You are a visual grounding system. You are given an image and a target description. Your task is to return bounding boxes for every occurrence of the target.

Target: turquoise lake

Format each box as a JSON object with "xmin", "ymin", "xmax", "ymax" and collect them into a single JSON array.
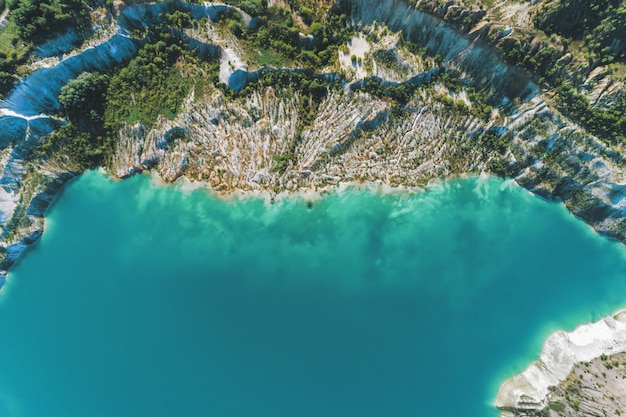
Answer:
[{"xmin": 2, "ymin": 171, "xmax": 626, "ymax": 417}]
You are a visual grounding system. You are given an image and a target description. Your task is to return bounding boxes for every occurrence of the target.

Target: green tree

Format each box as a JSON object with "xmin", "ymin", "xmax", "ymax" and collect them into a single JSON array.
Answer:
[
  {"xmin": 59, "ymin": 71, "xmax": 108, "ymax": 128},
  {"xmin": 11, "ymin": 0, "xmax": 85, "ymax": 42}
]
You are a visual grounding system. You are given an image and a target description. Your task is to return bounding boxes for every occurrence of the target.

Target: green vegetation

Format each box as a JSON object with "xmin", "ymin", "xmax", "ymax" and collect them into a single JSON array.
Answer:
[
  {"xmin": 0, "ymin": 0, "xmax": 93, "ymax": 96},
  {"xmin": 162, "ymin": 9, "xmax": 193, "ymax": 29},
  {"xmin": 486, "ymin": 0, "xmax": 626, "ymax": 146},
  {"xmin": 284, "ymin": 0, "xmax": 318, "ymax": 26},
  {"xmin": 535, "ymin": 0, "xmax": 625, "ymax": 62},
  {"xmin": 480, "ymin": 129, "xmax": 511, "ymax": 155},
  {"xmin": 255, "ymin": 45, "xmax": 292, "ymax": 67},
  {"xmin": 351, "ymin": 78, "xmax": 423, "ymax": 105},
  {"xmin": 439, "ymin": 70, "xmax": 493, "ymax": 120},
  {"xmin": 59, "ymin": 71, "xmax": 108, "ymax": 129},
  {"xmin": 8, "ymin": 0, "xmax": 88, "ymax": 43},
  {"xmin": 0, "ymin": 19, "xmax": 30, "ymax": 60},
  {"xmin": 0, "ymin": 19, "xmax": 31, "ymax": 98},
  {"xmin": 255, "ymin": 71, "xmax": 339, "ymax": 173},
  {"xmin": 498, "ymin": 37, "xmax": 564, "ymax": 81},
  {"xmin": 38, "ymin": 14, "xmax": 220, "ymax": 170},
  {"xmin": 39, "ymin": 71, "xmax": 112, "ymax": 170},
  {"xmin": 104, "ymin": 30, "xmax": 195, "ymax": 129},
  {"xmin": 39, "ymin": 123, "xmax": 112, "ymax": 170},
  {"xmin": 547, "ymin": 401, "xmax": 566, "ymax": 412},
  {"xmin": 10, "ymin": 0, "xmax": 621, "ymax": 177},
  {"xmin": 229, "ymin": 70, "xmax": 339, "ymax": 173},
  {"xmin": 225, "ymin": 0, "xmax": 266, "ymax": 16},
  {"xmin": 351, "ymin": 69, "xmax": 493, "ymax": 123},
  {"xmin": 220, "ymin": 2, "xmax": 351, "ymax": 69},
  {"xmin": 0, "ymin": 56, "xmax": 17, "ymax": 99},
  {"xmin": 414, "ymin": 1, "xmax": 626, "ymax": 146},
  {"xmin": 2, "ymin": 169, "xmax": 44, "ymax": 240},
  {"xmin": 556, "ymin": 83, "xmax": 626, "ymax": 144},
  {"xmin": 372, "ymin": 48, "xmax": 413, "ymax": 74}
]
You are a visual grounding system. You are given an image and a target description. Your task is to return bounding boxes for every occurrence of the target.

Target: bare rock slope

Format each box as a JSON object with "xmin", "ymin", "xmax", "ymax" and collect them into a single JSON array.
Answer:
[{"xmin": 497, "ymin": 311, "xmax": 626, "ymax": 417}]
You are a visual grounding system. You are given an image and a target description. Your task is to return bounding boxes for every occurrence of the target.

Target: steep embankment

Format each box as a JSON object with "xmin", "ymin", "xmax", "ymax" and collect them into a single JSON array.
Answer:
[
  {"xmin": 345, "ymin": 0, "xmax": 538, "ymax": 103},
  {"xmin": 0, "ymin": 1, "xmax": 239, "ymax": 276},
  {"xmin": 110, "ymin": 0, "xmax": 626, "ymax": 243},
  {"xmin": 0, "ymin": 0, "xmax": 623, "ymax": 278}
]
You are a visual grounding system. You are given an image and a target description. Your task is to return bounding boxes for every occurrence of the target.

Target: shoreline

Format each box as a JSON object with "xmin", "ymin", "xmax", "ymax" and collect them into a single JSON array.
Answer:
[
  {"xmin": 0, "ymin": 170, "xmax": 450, "ymax": 287},
  {"xmin": 143, "ymin": 168, "xmax": 477, "ymax": 208},
  {"xmin": 69, "ymin": 171, "xmax": 626, "ymax": 417},
  {"xmin": 496, "ymin": 309, "xmax": 626, "ymax": 416},
  {"xmin": 0, "ymin": 169, "xmax": 548, "ymax": 289},
  {"xmin": 2, "ymin": 168, "xmax": 626, "ymax": 417}
]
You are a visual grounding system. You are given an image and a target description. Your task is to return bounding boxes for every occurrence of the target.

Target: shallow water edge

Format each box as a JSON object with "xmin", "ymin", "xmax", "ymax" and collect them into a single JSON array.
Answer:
[{"xmin": 2, "ymin": 170, "xmax": 626, "ymax": 417}]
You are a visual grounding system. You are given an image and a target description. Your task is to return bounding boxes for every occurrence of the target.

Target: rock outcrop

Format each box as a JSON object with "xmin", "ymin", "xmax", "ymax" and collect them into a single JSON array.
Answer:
[
  {"xmin": 540, "ymin": 352, "xmax": 626, "ymax": 417},
  {"xmin": 344, "ymin": 0, "xmax": 539, "ymax": 104},
  {"xmin": 497, "ymin": 311, "xmax": 626, "ymax": 417}
]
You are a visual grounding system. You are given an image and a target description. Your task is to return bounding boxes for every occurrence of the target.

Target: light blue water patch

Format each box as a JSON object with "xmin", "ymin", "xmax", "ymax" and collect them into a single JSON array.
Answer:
[{"xmin": 1, "ymin": 171, "xmax": 626, "ymax": 417}]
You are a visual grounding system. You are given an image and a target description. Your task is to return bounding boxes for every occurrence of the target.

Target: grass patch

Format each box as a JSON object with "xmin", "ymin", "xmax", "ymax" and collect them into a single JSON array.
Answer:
[
  {"xmin": 0, "ymin": 19, "xmax": 31, "ymax": 60},
  {"xmin": 193, "ymin": 77, "xmax": 212, "ymax": 100},
  {"xmin": 255, "ymin": 46, "xmax": 292, "ymax": 67}
]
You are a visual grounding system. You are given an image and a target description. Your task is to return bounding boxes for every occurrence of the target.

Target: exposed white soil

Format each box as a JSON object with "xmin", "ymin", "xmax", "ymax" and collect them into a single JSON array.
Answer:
[
  {"xmin": 338, "ymin": 34, "xmax": 371, "ymax": 80},
  {"xmin": 497, "ymin": 311, "xmax": 626, "ymax": 416}
]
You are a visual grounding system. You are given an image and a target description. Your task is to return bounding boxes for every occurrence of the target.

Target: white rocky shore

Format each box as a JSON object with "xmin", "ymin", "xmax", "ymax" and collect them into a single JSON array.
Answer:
[{"xmin": 497, "ymin": 310, "xmax": 626, "ymax": 416}]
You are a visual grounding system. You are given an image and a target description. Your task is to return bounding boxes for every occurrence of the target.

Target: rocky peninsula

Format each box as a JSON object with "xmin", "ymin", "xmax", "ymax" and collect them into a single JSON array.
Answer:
[
  {"xmin": 498, "ymin": 311, "xmax": 626, "ymax": 417},
  {"xmin": 0, "ymin": 0, "xmax": 624, "ymax": 415}
]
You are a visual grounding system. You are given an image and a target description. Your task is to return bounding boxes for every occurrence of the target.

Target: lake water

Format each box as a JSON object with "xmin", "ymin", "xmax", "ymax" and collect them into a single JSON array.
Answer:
[{"xmin": 1, "ymin": 171, "xmax": 626, "ymax": 417}]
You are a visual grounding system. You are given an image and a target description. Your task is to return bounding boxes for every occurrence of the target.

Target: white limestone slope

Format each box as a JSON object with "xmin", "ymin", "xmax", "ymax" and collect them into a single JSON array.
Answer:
[
  {"xmin": 496, "ymin": 310, "xmax": 626, "ymax": 415},
  {"xmin": 0, "ymin": 1, "xmax": 251, "ymax": 279},
  {"xmin": 346, "ymin": 0, "xmax": 539, "ymax": 104}
]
